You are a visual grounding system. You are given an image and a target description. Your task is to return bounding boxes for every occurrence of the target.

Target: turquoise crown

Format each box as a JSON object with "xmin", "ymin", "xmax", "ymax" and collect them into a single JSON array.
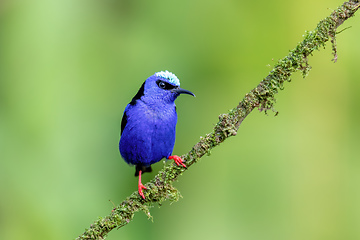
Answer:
[{"xmin": 155, "ymin": 70, "xmax": 180, "ymax": 86}]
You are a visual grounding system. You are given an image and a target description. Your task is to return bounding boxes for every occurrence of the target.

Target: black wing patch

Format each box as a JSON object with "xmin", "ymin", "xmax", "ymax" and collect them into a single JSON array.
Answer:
[
  {"xmin": 121, "ymin": 81, "xmax": 145, "ymax": 135},
  {"xmin": 120, "ymin": 111, "xmax": 128, "ymax": 135},
  {"xmin": 129, "ymin": 81, "xmax": 145, "ymax": 106}
]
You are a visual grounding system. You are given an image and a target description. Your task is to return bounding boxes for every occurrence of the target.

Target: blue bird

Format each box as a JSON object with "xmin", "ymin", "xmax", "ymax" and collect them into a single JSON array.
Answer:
[{"xmin": 119, "ymin": 70, "xmax": 195, "ymax": 199}]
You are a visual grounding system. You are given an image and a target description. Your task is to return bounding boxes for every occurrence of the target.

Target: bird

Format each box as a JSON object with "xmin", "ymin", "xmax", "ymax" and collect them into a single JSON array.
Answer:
[{"xmin": 119, "ymin": 70, "xmax": 195, "ymax": 199}]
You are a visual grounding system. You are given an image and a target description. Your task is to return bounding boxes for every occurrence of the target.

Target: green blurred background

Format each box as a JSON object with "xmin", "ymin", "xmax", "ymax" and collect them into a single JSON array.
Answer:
[{"xmin": 1, "ymin": 0, "xmax": 359, "ymax": 239}]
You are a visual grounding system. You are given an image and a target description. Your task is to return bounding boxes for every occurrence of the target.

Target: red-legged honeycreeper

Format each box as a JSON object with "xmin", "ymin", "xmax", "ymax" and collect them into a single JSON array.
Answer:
[{"xmin": 119, "ymin": 70, "xmax": 195, "ymax": 199}]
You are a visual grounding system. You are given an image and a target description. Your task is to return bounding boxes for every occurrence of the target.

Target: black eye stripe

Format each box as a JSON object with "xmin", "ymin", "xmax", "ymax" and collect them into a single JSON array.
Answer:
[{"xmin": 156, "ymin": 80, "xmax": 176, "ymax": 90}]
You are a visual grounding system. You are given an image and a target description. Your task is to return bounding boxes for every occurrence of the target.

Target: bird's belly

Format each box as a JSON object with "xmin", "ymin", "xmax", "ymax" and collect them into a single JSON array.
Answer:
[{"xmin": 120, "ymin": 114, "xmax": 176, "ymax": 166}]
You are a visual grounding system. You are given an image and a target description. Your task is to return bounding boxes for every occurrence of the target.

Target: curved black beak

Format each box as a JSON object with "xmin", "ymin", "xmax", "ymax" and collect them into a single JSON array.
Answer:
[{"xmin": 172, "ymin": 87, "xmax": 195, "ymax": 97}]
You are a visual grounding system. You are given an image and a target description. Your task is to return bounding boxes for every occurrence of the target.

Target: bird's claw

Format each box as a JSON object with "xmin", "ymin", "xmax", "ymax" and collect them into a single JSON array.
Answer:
[
  {"xmin": 168, "ymin": 155, "xmax": 187, "ymax": 168},
  {"xmin": 138, "ymin": 183, "xmax": 147, "ymax": 199},
  {"xmin": 137, "ymin": 170, "xmax": 147, "ymax": 199}
]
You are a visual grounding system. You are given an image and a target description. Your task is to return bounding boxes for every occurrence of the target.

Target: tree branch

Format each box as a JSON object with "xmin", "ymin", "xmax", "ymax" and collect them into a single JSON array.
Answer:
[{"xmin": 76, "ymin": 1, "xmax": 360, "ymax": 239}]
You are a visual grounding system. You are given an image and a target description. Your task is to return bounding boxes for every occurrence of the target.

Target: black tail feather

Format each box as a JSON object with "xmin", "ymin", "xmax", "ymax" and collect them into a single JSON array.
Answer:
[{"xmin": 135, "ymin": 164, "xmax": 152, "ymax": 176}]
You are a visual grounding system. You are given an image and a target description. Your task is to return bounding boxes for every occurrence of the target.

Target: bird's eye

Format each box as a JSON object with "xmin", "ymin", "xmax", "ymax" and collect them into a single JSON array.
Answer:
[
  {"xmin": 158, "ymin": 81, "xmax": 166, "ymax": 89},
  {"xmin": 156, "ymin": 80, "xmax": 176, "ymax": 90}
]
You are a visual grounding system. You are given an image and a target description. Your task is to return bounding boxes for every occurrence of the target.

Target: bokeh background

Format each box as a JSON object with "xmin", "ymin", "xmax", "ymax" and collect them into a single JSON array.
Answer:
[{"xmin": 1, "ymin": 0, "xmax": 359, "ymax": 239}]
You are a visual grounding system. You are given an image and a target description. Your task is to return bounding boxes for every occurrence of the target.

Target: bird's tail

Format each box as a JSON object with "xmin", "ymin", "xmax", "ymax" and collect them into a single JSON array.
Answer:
[{"xmin": 135, "ymin": 164, "xmax": 152, "ymax": 176}]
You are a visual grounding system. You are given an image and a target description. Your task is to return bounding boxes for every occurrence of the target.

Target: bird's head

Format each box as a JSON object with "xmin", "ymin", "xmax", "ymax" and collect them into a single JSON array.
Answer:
[{"xmin": 142, "ymin": 70, "xmax": 195, "ymax": 103}]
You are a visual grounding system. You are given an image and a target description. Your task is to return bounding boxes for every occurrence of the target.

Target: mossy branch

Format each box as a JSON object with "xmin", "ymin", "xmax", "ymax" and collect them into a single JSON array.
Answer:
[{"xmin": 76, "ymin": 1, "xmax": 360, "ymax": 239}]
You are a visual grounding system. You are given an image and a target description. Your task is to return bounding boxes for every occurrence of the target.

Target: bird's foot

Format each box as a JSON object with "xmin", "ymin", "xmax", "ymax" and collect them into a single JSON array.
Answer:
[
  {"xmin": 138, "ymin": 170, "xmax": 147, "ymax": 199},
  {"xmin": 138, "ymin": 182, "xmax": 147, "ymax": 199},
  {"xmin": 168, "ymin": 155, "xmax": 187, "ymax": 168}
]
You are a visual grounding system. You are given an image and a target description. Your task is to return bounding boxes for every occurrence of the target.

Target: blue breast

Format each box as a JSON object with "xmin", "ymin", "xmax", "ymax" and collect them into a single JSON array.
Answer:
[{"xmin": 119, "ymin": 100, "xmax": 177, "ymax": 166}]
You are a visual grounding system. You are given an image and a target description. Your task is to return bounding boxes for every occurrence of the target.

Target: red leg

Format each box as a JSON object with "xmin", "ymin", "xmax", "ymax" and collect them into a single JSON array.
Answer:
[
  {"xmin": 168, "ymin": 155, "xmax": 187, "ymax": 168},
  {"xmin": 138, "ymin": 170, "xmax": 147, "ymax": 199}
]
